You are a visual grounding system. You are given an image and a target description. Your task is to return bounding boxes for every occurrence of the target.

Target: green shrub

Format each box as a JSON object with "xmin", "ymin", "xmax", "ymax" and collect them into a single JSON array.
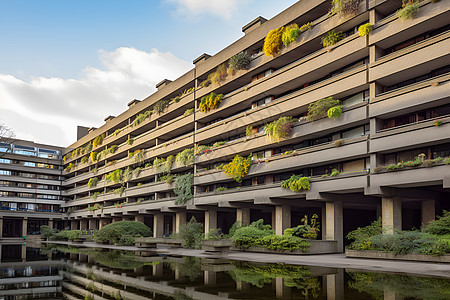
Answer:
[
  {"xmin": 246, "ymin": 125, "xmax": 254, "ymax": 136},
  {"xmin": 176, "ymin": 147, "xmax": 194, "ymax": 166},
  {"xmin": 347, "ymin": 218, "xmax": 382, "ymax": 250},
  {"xmin": 330, "ymin": 169, "xmax": 340, "ymax": 176},
  {"xmin": 425, "ymin": 211, "xmax": 450, "ymax": 235},
  {"xmin": 228, "ymin": 51, "xmax": 251, "ymax": 71},
  {"xmin": 222, "ymin": 154, "xmax": 252, "ymax": 183},
  {"xmin": 40, "ymin": 225, "xmax": 55, "ymax": 238},
  {"xmin": 94, "ymin": 221, "xmax": 152, "ymax": 245},
  {"xmin": 215, "ymin": 186, "xmax": 228, "ymax": 193},
  {"xmin": 90, "ymin": 152, "xmax": 97, "ymax": 162},
  {"xmin": 307, "ymin": 97, "xmax": 341, "ymax": 121},
  {"xmin": 281, "ymin": 174, "xmax": 310, "ymax": 192},
  {"xmin": 153, "ymin": 99, "xmax": 170, "ymax": 115},
  {"xmin": 321, "ymin": 30, "xmax": 345, "ymax": 47},
  {"xmin": 87, "ymin": 177, "xmax": 98, "ymax": 188},
  {"xmin": 282, "ymin": 24, "xmax": 300, "ymax": 47},
  {"xmin": 292, "ymin": 214, "xmax": 320, "ymax": 239},
  {"xmin": 331, "ymin": 0, "xmax": 361, "ymax": 16},
  {"xmin": 232, "ymin": 219, "xmax": 273, "ymax": 249},
  {"xmin": 92, "ymin": 134, "xmax": 105, "ymax": 148},
  {"xmin": 174, "ymin": 173, "xmax": 193, "ymax": 205},
  {"xmin": 397, "ymin": 1, "xmax": 420, "ymax": 21},
  {"xmin": 178, "ymin": 217, "xmax": 204, "ymax": 249},
  {"xmin": 265, "ymin": 116, "xmax": 298, "ymax": 142},
  {"xmin": 81, "ymin": 156, "xmax": 89, "ymax": 164},
  {"xmin": 199, "ymin": 93, "xmax": 223, "ymax": 113},
  {"xmin": 205, "ymin": 228, "xmax": 224, "ymax": 240},
  {"xmin": 358, "ymin": 23, "xmax": 373, "ymax": 36},
  {"xmin": 299, "ymin": 22, "xmax": 312, "ymax": 32},
  {"xmin": 327, "ymin": 106, "xmax": 342, "ymax": 119},
  {"xmin": 126, "ymin": 138, "xmax": 134, "ymax": 145},
  {"xmin": 183, "ymin": 108, "xmax": 194, "ymax": 116},
  {"xmin": 51, "ymin": 230, "xmax": 82, "ymax": 241},
  {"xmin": 64, "ymin": 163, "xmax": 73, "ymax": 172},
  {"xmin": 263, "ymin": 27, "xmax": 284, "ymax": 56},
  {"xmin": 255, "ymin": 235, "xmax": 310, "ymax": 251}
]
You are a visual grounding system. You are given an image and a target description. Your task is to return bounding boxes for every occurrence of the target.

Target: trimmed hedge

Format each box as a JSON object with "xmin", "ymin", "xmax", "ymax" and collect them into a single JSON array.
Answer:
[{"xmin": 94, "ymin": 221, "xmax": 152, "ymax": 245}]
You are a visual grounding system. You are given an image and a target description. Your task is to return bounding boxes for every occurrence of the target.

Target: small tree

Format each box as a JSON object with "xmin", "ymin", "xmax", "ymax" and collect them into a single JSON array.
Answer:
[{"xmin": 0, "ymin": 123, "xmax": 14, "ymax": 158}]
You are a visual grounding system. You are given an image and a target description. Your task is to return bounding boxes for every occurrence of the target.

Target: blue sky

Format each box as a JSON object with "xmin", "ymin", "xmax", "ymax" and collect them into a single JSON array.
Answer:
[{"xmin": 0, "ymin": 0, "xmax": 298, "ymax": 146}]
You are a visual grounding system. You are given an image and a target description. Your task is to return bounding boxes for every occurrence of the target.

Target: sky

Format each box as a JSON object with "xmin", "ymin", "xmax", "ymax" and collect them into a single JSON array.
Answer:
[{"xmin": 0, "ymin": 0, "xmax": 298, "ymax": 147}]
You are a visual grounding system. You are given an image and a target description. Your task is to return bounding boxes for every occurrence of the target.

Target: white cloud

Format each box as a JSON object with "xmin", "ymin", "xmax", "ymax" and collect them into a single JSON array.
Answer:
[
  {"xmin": 0, "ymin": 47, "xmax": 192, "ymax": 147},
  {"xmin": 165, "ymin": 0, "xmax": 252, "ymax": 20}
]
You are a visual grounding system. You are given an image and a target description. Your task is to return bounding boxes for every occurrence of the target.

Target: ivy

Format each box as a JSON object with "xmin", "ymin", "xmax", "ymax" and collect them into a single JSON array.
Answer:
[
  {"xmin": 174, "ymin": 173, "xmax": 194, "ymax": 205},
  {"xmin": 265, "ymin": 116, "xmax": 297, "ymax": 142},
  {"xmin": 222, "ymin": 154, "xmax": 252, "ymax": 183},
  {"xmin": 281, "ymin": 175, "xmax": 311, "ymax": 192}
]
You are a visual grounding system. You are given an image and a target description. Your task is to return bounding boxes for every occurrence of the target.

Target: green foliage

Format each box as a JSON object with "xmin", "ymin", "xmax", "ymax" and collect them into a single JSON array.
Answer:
[
  {"xmin": 199, "ymin": 92, "xmax": 223, "ymax": 113},
  {"xmin": 232, "ymin": 219, "xmax": 273, "ymax": 249},
  {"xmin": 265, "ymin": 116, "xmax": 298, "ymax": 142},
  {"xmin": 331, "ymin": 0, "xmax": 361, "ymax": 16},
  {"xmin": 397, "ymin": 1, "xmax": 420, "ymax": 21},
  {"xmin": 40, "ymin": 225, "xmax": 55, "ymax": 238},
  {"xmin": 92, "ymin": 134, "xmax": 105, "ymax": 148},
  {"xmin": 264, "ymin": 27, "xmax": 284, "ymax": 56},
  {"xmin": 222, "ymin": 154, "xmax": 252, "ymax": 183},
  {"xmin": 255, "ymin": 235, "xmax": 310, "ymax": 251},
  {"xmin": 134, "ymin": 149, "xmax": 145, "ymax": 163},
  {"xmin": 178, "ymin": 217, "xmax": 204, "ymax": 249},
  {"xmin": 87, "ymin": 177, "xmax": 98, "ymax": 188},
  {"xmin": 347, "ymin": 218, "xmax": 382, "ymax": 250},
  {"xmin": 106, "ymin": 169, "xmax": 123, "ymax": 184},
  {"xmin": 64, "ymin": 163, "xmax": 73, "ymax": 172},
  {"xmin": 215, "ymin": 186, "xmax": 228, "ymax": 193},
  {"xmin": 183, "ymin": 108, "xmax": 194, "ymax": 116},
  {"xmin": 176, "ymin": 147, "xmax": 194, "ymax": 166},
  {"xmin": 91, "ymin": 192, "xmax": 100, "ymax": 200},
  {"xmin": 307, "ymin": 97, "xmax": 341, "ymax": 121},
  {"xmin": 109, "ymin": 145, "xmax": 118, "ymax": 154},
  {"xmin": 90, "ymin": 151, "xmax": 98, "ymax": 162},
  {"xmin": 425, "ymin": 211, "xmax": 450, "ymax": 235},
  {"xmin": 327, "ymin": 106, "xmax": 342, "ymax": 119},
  {"xmin": 358, "ymin": 23, "xmax": 373, "ymax": 36},
  {"xmin": 299, "ymin": 22, "xmax": 312, "ymax": 32},
  {"xmin": 131, "ymin": 111, "xmax": 152, "ymax": 127},
  {"xmin": 292, "ymin": 214, "xmax": 321, "ymax": 239},
  {"xmin": 330, "ymin": 169, "xmax": 340, "ymax": 176},
  {"xmin": 174, "ymin": 173, "xmax": 193, "ymax": 205},
  {"xmin": 153, "ymin": 99, "xmax": 170, "ymax": 115},
  {"xmin": 321, "ymin": 30, "xmax": 345, "ymax": 47},
  {"xmin": 166, "ymin": 155, "xmax": 175, "ymax": 170},
  {"xmin": 51, "ymin": 230, "xmax": 82, "ymax": 241},
  {"xmin": 126, "ymin": 138, "xmax": 134, "ymax": 145},
  {"xmin": 85, "ymin": 142, "xmax": 93, "ymax": 153},
  {"xmin": 282, "ymin": 23, "xmax": 300, "ymax": 47},
  {"xmin": 281, "ymin": 175, "xmax": 310, "ymax": 192},
  {"xmin": 81, "ymin": 156, "xmax": 89, "ymax": 164},
  {"xmin": 228, "ymin": 51, "xmax": 251, "ymax": 71},
  {"xmin": 246, "ymin": 125, "xmax": 254, "ymax": 136},
  {"xmin": 94, "ymin": 221, "xmax": 152, "ymax": 245},
  {"xmin": 209, "ymin": 63, "xmax": 228, "ymax": 85},
  {"xmin": 167, "ymin": 257, "xmax": 202, "ymax": 281},
  {"xmin": 113, "ymin": 186, "xmax": 126, "ymax": 196},
  {"xmin": 205, "ymin": 228, "xmax": 224, "ymax": 240}
]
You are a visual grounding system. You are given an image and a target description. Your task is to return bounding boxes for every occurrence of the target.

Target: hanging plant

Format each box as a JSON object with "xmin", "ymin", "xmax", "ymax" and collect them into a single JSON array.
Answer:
[
  {"xmin": 90, "ymin": 151, "xmax": 98, "ymax": 163},
  {"xmin": 321, "ymin": 30, "xmax": 345, "ymax": 48},
  {"xmin": 331, "ymin": 0, "xmax": 361, "ymax": 16},
  {"xmin": 222, "ymin": 154, "xmax": 252, "ymax": 183},
  {"xmin": 199, "ymin": 93, "xmax": 223, "ymax": 113},
  {"xmin": 358, "ymin": 23, "xmax": 373, "ymax": 36},
  {"xmin": 92, "ymin": 134, "xmax": 105, "ymax": 148},
  {"xmin": 307, "ymin": 97, "xmax": 341, "ymax": 121},
  {"xmin": 183, "ymin": 108, "xmax": 194, "ymax": 116},
  {"xmin": 176, "ymin": 147, "xmax": 195, "ymax": 166},
  {"xmin": 397, "ymin": 1, "xmax": 420, "ymax": 21},
  {"xmin": 88, "ymin": 177, "xmax": 98, "ymax": 188},
  {"xmin": 263, "ymin": 27, "xmax": 284, "ymax": 56},
  {"xmin": 174, "ymin": 173, "xmax": 194, "ymax": 205},
  {"xmin": 265, "ymin": 116, "xmax": 298, "ymax": 142},
  {"xmin": 153, "ymin": 99, "xmax": 170, "ymax": 115},
  {"xmin": 281, "ymin": 175, "xmax": 311, "ymax": 192},
  {"xmin": 109, "ymin": 145, "xmax": 118, "ymax": 154},
  {"xmin": 228, "ymin": 51, "xmax": 251, "ymax": 72},
  {"xmin": 85, "ymin": 142, "xmax": 93, "ymax": 152},
  {"xmin": 299, "ymin": 22, "xmax": 312, "ymax": 32},
  {"xmin": 126, "ymin": 139, "xmax": 134, "ymax": 145},
  {"xmin": 327, "ymin": 106, "xmax": 343, "ymax": 119},
  {"xmin": 246, "ymin": 125, "xmax": 255, "ymax": 136},
  {"xmin": 64, "ymin": 163, "xmax": 73, "ymax": 172},
  {"xmin": 81, "ymin": 156, "xmax": 89, "ymax": 164},
  {"xmin": 282, "ymin": 24, "xmax": 300, "ymax": 47},
  {"xmin": 106, "ymin": 169, "xmax": 123, "ymax": 184}
]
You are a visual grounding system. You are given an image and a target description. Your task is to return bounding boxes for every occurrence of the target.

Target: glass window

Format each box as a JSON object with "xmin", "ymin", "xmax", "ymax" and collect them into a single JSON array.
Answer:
[
  {"xmin": 342, "ymin": 126, "xmax": 364, "ymax": 139},
  {"xmin": 0, "ymin": 158, "xmax": 11, "ymax": 164},
  {"xmin": 0, "ymin": 170, "xmax": 11, "ymax": 176},
  {"xmin": 23, "ymin": 162, "xmax": 36, "ymax": 167}
]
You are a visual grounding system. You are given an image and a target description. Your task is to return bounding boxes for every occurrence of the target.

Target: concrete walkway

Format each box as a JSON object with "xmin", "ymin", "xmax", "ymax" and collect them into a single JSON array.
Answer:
[{"xmin": 42, "ymin": 241, "xmax": 450, "ymax": 279}]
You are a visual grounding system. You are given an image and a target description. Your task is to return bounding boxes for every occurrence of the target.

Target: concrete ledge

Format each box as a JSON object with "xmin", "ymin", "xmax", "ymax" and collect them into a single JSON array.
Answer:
[
  {"xmin": 202, "ymin": 239, "xmax": 233, "ymax": 252},
  {"xmin": 346, "ymin": 249, "xmax": 450, "ymax": 263},
  {"xmin": 135, "ymin": 237, "xmax": 184, "ymax": 248},
  {"xmin": 231, "ymin": 240, "xmax": 338, "ymax": 255}
]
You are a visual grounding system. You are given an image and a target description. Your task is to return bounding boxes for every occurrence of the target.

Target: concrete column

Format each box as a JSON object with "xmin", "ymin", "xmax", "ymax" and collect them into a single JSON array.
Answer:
[
  {"xmin": 70, "ymin": 220, "xmax": 78, "ymax": 230},
  {"xmin": 325, "ymin": 269, "xmax": 344, "ymax": 300},
  {"xmin": 88, "ymin": 219, "xmax": 98, "ymax": 230},
  {"xmin": 153, "ymin": 214, "xmax": 164, "ymax": 238},
  {"xmin": 204, "ymin": 210, "xmax": 217, "ymax": 234},
  {"xmin": 422, "ymin": 200, "xmax": 435, "ymax": 227},
  {"xmin": 236, "ymin": 208, "xmax": 250, "ymax": 226},
  {"xmin": 80, "ymin": 219, "xmax": 88, "ymax": 230},
  {"xmin": 325, "ymin": 201, "xmax": 344, "ymax": 252},
  {"xmin": 48, "ymin": 219, "xmax": 54, "ymax": 229},
  {"xmin": 0, "ymin": 217, "xmax": 3, "ymax": 238},
  {"xmin": 134, "ymin": 215, "xmax": 144, "ymax": 223},
  {"xmin": 275, "ymin": 278, "xmax": 291, "ymax": 298},
  {"xmin": 274, "ymin": 205, "xmax": 291, "ymax": 236},
  {"xmin": 22, "ymin": 218, "xmax": 28, "ymax": 236},
  {"xmin": 21, "ymin": 244, "xmax": 26, "ymax": 261},
  {"xmin": 152, "ymin": 262, "xmax": 163, "ymax": 277},
  {"xmin": 321, "ymin": 206, "xmax": 326, "ymax": 240},
  {"xmin": 175, "ymin": 212, "xmax": 186, "ymax": 233},
  {"xmin": 204, "ymin": 270, "xmax": 216, "ymax": 285},
  {"xmin": 382, "ymin": 197, "xmax": 402, "ymax": 234}
]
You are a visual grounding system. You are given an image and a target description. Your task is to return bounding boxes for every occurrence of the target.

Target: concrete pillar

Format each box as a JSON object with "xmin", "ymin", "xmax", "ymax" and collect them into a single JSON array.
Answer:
[
  {"xmin": 88, "ymin": 219, "xmax": 98, "ymax": 230},
  {"xmin": 135, "ymin": 215, "xmax": 145, "ymax": 224},
  {"xmin": 274, "ymin": 205, "xmax": 291, "ymax": 236},
  {"xmin": 153, "ymin": 214, "xmax": 164, "ymax": 238},
  {"xmin": 325, "ymin": 201, "xmax": 344, "ymax": 252},
  {"xmin": 175, "ymin": 212, "xmax": 186, "ymax": 233},
  {"xmin": 0, "ymin": 217, "xmax": 3, "ymax": 238},
  {"xmin": 48, "ymin": 219, "xmax": 54, "ymax": 229},
  {"xmin": 22, "ymin": 217, "xmax": 28, "ymax": 236},
  {"xmin": 204, "ymin": 270, "xmax": 216, "ymax": 285},
  {"xmin": 325, "ymin": 269, "xmax": 344, "ymax": 300},
  {"xmin": 236, "ymin": 208, "xmax": 250, "ymax": 226},
  {"xmin": 152, "ymin": 262, "xmax": 163, "ymax": 277},
  {"xmin": 70, "ymin": 220, "xmax": 78, "ymax": 230},
  {"xmin": 321, "ymin": 206, "xmax": 326, "ymax": 240},
  {"xmin": 204, "ymin": 210, "xmax": 217, "ymax": 234},
  {"xmin": 80, "ymin": 219, "xmax": 88, "ymax": 230},
  {"xmin": 382, "ymin": 197, "xmax": 402, "ymax": 234},
  {"xmin": 422, "ymin": 200, "xmax": 435, "ymax": 227},
  {"xmin": 21, "ymin": 244, "xmax": 26, "ymax": 261},
  {"xmin": 275, "ymin": 278, "xmax": 291, "ymax": 298}
]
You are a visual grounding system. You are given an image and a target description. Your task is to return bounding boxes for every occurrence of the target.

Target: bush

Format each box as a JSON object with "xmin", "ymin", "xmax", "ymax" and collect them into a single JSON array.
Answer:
[
  {"xmin": 292, "ymin": 214, "xmax": 320, "ymax": 239},
  {"xmin": 425, "ymin": 211, "xmax": 450, "ymax": 235},
  {"xmin": 222, "ymin": 154, "xmax": 252, "ymax": 183},
  {"xmin": 358, "ymin": 23, "xmax": 373, "ymax": 36},
  {"xmin": 176, "ymin": 147, "xmax": 194, "ymax": 166},
  {"xmin": 173, "ymin": 173, "xmax": 193, "ymax": 205},
  {"xmin": 92, "ymin": 134, "xmax": 105, "ymax": 148},
  {"xmin": 232, "ymin": 225, "xmax": 273, "ymax": 249},
  {"xmin": 255, "ymin": 235, "xmax": 310, "ymax": 251},
  {"xmin": 347, "ymin": 218, "xmax": 382, "ymax": 250},
  {"xmin": 299, "ymin": 22, "xmax": 312, "ymax": 32},
  {"xmin": 281, "ymin": 175, "xmax": 310, "ymax": 192},
  {"xmin": 228, "ymin": 51, "xmax": 251, "ymax": 71},
  {"xmin": 321, "ymin": 30, "xmax": 345, "ymax": 48},
  {"xmin": 40, "ymin": 225, "xmax": 55, "ymax": 238},
  {"xmin": 397, "ymin": 1, "xmax": 420, "ymax": 21},
  {"xmin": 94, "ymin": 221, "xmax": 152, "ymax": 245},
  {"xmin": 327, "ymin": 106, "xmax": 342, "ymax": 119},
  {"xmin": 51, "ymin": 230, "xmax": 82, "ymax": 241},
  {"xmin": 199, "ymin": 93, "xmax": 223, "ymax": 113},
  {"xmin": 246, "ymin": 125, "xmax": 254, "ymax": 136},
  {"xmin": 307, "ymin": 97, "xmax": 341, "ymax": 121},
  {"xmin": 331, "ymin": 0, "xmax": 361, "ymax": 16},
  {"xmin": 263, "ymin": 27, "xmax": 284, "ymax": 56},
  {"xmin": 87, "ymin": 177, "xmax": 98, "ymax": 188},
  {"xmin": 205, "ymin": 228, "xmax": 224, "ymax": 240},
  {"xmin": 282, "ymin": 24, "xmax": 300, "ymax": 47},
  {"xmin": 183, "ymin": 108, "xmax": 194, "ymax": 116},
  {"xmin": 90, "ymin": 152, "xmax": 97, "ymax": 162},
  {"xmin": 265, "ymin": 116, "xmax": 298, "ymax": 142},
  {"xmin": 64, "ymin": 163, "xmax": 73, "ymax": 172},
  {"xmin": 178, "ymin": 217, "xmax": 204, "ymax": 249}
]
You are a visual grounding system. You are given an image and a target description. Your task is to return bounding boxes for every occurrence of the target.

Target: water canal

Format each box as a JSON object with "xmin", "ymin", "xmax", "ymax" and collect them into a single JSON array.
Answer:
[{"xmin": 0, "ymin": 243, "xmax": 449, "ymax": 299}]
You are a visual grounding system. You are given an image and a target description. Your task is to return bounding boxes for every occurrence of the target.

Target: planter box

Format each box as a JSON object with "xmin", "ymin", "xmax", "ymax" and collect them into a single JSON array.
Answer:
[
  {"xmin": 345, "ymin": 249, "xmax": 450, "ymax": 263},
  {"xmin": 231, "ymin": 240, "xmax": 338, "ymax": 255},
  {"xmin": 202, "ymin": 239, "xmax": 233, "ymax": 252},
  {"xmin": 135, "ymin": 237, "xmax": 184, "ymax": 248}
]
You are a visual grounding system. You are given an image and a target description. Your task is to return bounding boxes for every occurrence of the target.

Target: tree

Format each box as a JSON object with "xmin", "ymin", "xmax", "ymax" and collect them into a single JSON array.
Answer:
[{"xmin": 0, "ymin": 123, "xmax": 14, "ymax": 157}]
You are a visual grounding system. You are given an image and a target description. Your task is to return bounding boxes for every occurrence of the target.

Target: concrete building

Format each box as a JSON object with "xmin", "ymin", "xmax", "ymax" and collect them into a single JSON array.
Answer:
[
  {"xmin": 0, "ymin": 139, "xmax": 64, "ymax": 238},
  {"xmin": 19, "ymin": 0, "xmax": 450, "ymax": 250}
]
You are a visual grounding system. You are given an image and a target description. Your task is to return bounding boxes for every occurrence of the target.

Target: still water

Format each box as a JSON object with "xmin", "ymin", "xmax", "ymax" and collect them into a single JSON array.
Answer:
[{"xmin": 0, "ymin": 243, "xmax": 449, "ymax": 299}]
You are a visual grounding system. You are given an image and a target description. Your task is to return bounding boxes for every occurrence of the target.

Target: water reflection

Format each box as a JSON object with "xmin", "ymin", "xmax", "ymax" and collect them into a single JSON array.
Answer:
[{"xmin": 0, "ymin": 243, "xmax": 449, "ymax": 299}]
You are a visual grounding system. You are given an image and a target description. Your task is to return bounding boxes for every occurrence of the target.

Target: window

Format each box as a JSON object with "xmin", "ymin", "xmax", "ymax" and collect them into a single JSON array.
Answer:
[
  {"xmin": 0, "ymin": 158, "xmax": 11, "ymax": 164},
  {"xmin": 0, "ymin": 170, "xmax": 11, "ymax": 176},
  {"xmin": 342, "ymin": 91, "xmax": 369, "ymax": 106},
  {"xmin": 23, "ymin": 162, "xmax": 36, "ymax": 167}
]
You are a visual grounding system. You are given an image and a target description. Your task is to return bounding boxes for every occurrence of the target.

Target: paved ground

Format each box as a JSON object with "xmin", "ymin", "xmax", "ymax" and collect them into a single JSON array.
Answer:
[{"xmin": 42, "ymin": 241, "xmax": 450, "ymax": 279}]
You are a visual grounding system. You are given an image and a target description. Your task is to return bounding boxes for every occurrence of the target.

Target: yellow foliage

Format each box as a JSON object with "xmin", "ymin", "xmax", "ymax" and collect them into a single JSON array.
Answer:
[
  {"xmin": 222, "ymin": 154, "xmax": 252, "ymax": 183},
  {"xmin": 263, "ymin": 27, "xmax": 284, "ymax": 56},
  {"xmin": 199, "ymin": 93, "xmax": 223, "ymax": 113}
]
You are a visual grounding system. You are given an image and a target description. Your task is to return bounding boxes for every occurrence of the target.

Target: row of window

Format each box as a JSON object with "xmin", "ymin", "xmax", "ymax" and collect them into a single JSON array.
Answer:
[
  {"xmin": 0, "ymin": 170, "xmax": 60, "ymax": 180},
  {"xmin": 0, "ymin": 202, "xmax": 61, "ymax": 212},
  {"xmin": 382, "ymin": 143, "xmax": 450, "ymax": 165},
  {"xmin": 384, "ymin": 65, "xmax": 450, "ymax": 93},
  {"xmin": 0, "ymin": 143, "xmax": 60, "ymax": 159},
  {"xmin": 0, "ymin": 191, "xmax": 60, "ymax": 200},
  {"xmin": 382, "ymin": 103, "xmax": 450, "ymax": 130},
  {"xmin": 0, "ymin": 158, "xmax": 60, "ymax": 169},
  {"xmin": 0, "ymin": 181, "xmax": 59, "ymax": 190}
]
